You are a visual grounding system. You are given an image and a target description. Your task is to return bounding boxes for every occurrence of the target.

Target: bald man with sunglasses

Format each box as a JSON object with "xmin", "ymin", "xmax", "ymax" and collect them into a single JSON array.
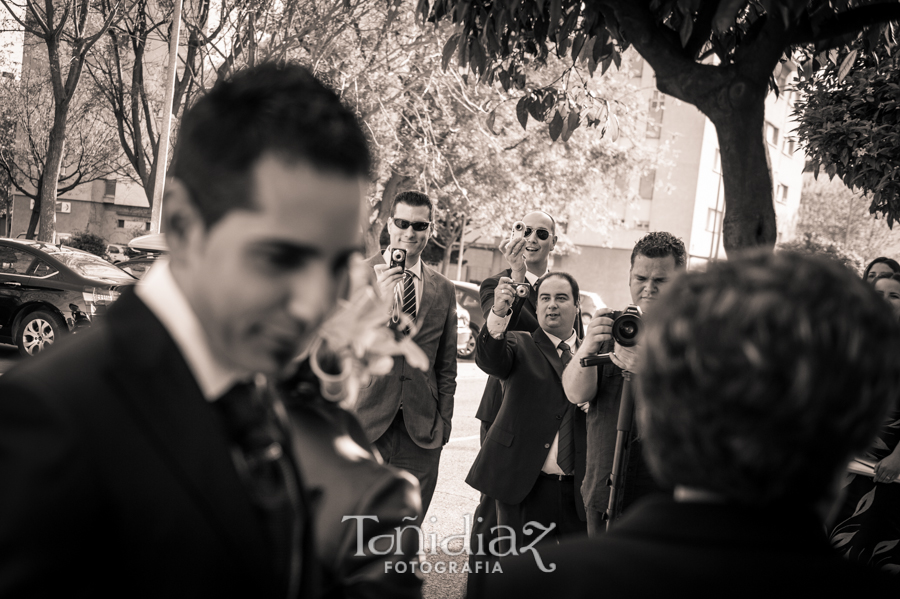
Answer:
[
  {"xmin": 353, "ymin": 191, "xmax": 457, "ymax": 522},
  {"xmin": 467, "ymin": 210, "xmax": 570, "ymax": 589}
]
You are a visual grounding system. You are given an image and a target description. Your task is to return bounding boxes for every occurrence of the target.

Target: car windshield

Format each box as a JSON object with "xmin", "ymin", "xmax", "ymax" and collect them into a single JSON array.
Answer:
[{"xmin": 56, "ymin": 251, "xmax": 136, "ymax": 283}]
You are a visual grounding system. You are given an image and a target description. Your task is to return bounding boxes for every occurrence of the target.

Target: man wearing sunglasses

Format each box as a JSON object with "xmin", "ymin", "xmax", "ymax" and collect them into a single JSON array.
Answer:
[
  {"xmin": 353, "ymin": 191, "xmax": 457, "ymax": 522},
  {"xmin": 466, "ymin": 210, "xmax": 560, "ymax": 587}
]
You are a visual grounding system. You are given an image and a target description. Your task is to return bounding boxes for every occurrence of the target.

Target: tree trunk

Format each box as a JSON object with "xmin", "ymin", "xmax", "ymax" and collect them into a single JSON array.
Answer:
[
  {"xmin": 708, "ymin": 86, "xmax": 776, "ymax": 255},
  {"xmin": 37, "ymin": 103, "xmax": 70, "ymax": 242},
  {"xmin": 440, "ymin": 242, "xmax": 454, "ymax": 277},
  {"xmin": 364, "ymin": 171, "xmax": 407, "ymax": 257}
]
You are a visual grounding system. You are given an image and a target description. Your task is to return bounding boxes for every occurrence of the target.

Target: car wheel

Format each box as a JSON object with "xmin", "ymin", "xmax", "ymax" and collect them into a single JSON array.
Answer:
[
  {"xmin": 16, "ymin": 310, "xmax": 67, "ymax": 357},
  {"xmin": 457, "ymin": 324, "xmax": 478, "ymax": 360}
]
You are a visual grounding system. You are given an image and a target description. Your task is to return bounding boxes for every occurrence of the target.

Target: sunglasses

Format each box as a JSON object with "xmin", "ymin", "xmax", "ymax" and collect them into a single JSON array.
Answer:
[
  {"xmin": 393, "ymin": 218, "xmax": 431, "ymax": 232},
  {"xmin": 524, "ymin": 227, "xmax": 551, "ymax": 241}
]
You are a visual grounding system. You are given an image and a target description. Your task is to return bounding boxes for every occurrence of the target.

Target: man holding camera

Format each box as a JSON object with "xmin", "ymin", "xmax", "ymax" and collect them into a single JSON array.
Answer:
[
  {"xmin": 467, "ymin": 272, "xmax": 588, "ymax": 554},
  {"xmin": 564, "ymin": 231, "xmax": 686, "ymax": 535},
  {"xmin": 354, "ymin": 191, "xmax": 457, "ymax": 520}
]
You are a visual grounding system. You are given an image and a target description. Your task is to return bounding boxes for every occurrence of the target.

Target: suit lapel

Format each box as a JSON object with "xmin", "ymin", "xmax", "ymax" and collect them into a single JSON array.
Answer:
[
  {"xmin": 533, "ymin": 328, "xmax": 566, "ymax": 380},
  {"xmin": 416, "ymin": 264, "xmax": 437, "ymax": 326},
  {"xmin": 103, "ymin": 290, "xmax": 273, "ymax": 581}
]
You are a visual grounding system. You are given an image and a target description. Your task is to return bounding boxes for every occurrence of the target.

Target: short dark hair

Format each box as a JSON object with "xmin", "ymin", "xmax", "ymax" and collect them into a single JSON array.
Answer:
[
  {"xmin": 638, "ymin": 250, "xmax": 900, "ymax": 507},
  {"xmin": 169, "ymin": 62, "xmax": 371, "ymax": 227},
  {"xmin": 631, "ymin": 232, "xmax": 687, "ymax": 268},
  {"xmin": 390, "ymin": 191, "xmax": 434, "ymax": 221},
  {"xmin": 534, "ymin": 272, "xmax": 580, "ymax": 304},
  {"xmin": 863, "ymin": 257, "xmax": 900, "ymax": 282}
]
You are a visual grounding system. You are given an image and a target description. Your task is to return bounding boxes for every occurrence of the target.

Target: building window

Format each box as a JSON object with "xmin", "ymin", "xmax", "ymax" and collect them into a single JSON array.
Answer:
[
  {"xmin": 634, "ymin": 220, "xmax": 650, "ymax": 231},
  {"xmin": 646, "ymin": 91, "xmax": 664, "ymax": 139},
  {"xmin": 781, "ymin": 136, "xmax": 796, "ymax": 156},
  {"xmin": 117, "ymin": 219, "xmax": 125, "ymax": 228},
  {"xmin": 706, "ymin": 208, "xmax": 723, "ymax": 233},
  {"xmin": 713, "ymin": 148, "xmax": 722, "ymax": 174},
  {"xmin": 776, "ymin": 184, "xmax": 789, "ymax": 204},
  {"xmin": 104, "ymin": 179, "xmax": 117, "ymax": 197},
  {"xmin": 638, "ymin": 169, "xmax": 656, "ymax": 200},
  {"xmin": 765, "ymin": 122, "xmax": 779, "ymax": 146}
]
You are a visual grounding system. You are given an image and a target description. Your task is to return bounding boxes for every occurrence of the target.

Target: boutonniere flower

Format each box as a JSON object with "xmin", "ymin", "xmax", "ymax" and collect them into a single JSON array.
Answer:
[{"xmin": 308, "ymin": 285, "xmax": 429, "ymax": 409}]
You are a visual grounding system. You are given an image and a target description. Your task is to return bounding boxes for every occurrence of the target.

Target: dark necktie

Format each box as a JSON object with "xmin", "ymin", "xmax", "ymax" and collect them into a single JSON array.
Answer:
[
  {"xmin": 401, "ymin": 270, "xmax": 417, "ymax": 334},
  {"xmin": 557, "ymin": 341, "xmax": 576, "ymax": 475},
  {"xmin": 216, "ymin": 380, "xmax": 302, "ymax": 598}
]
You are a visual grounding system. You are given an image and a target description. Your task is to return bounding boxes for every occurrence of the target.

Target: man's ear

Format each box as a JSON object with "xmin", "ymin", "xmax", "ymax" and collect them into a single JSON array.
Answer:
[
  {"xmin": 551, "ymin": 234, "xmax": 558, "ymax": 249},
  {"xmin": 161, "ymin": 178, "xmax": 205, "ymax": 264}
]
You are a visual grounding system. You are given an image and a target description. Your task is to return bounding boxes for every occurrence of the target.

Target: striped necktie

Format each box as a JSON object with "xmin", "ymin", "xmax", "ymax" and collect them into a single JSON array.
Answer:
[
  {"xmin": 557, "ymin": 341, "xmax": 576, "ymax": 475},
  {"xmin": 401, "ymin": 270, "xmax": 417, "ymax": 333}
]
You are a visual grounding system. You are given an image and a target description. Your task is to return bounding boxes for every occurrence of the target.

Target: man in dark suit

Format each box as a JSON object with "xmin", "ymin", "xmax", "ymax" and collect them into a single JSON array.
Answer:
[
  {"xmin": 472, "ymin": 251, "xmax": 900, "ymax": 597},
  {"xmin": 0, "ymin": 64, "xmax": 420, "ymax": 598},
  {"xmin": 467, "ymin": 211, "xmax": 558, "ymax": 583},
  {"xmin": 467, "ymin": 271, "xmax": 588, "ymax": 559},
  {"xmin": 352, "ymin": 191, "xmax": 457, "ymax": 520},
  {"xmin": 565, "ymin": 231, "xmax": 684, "ymax": 535}
]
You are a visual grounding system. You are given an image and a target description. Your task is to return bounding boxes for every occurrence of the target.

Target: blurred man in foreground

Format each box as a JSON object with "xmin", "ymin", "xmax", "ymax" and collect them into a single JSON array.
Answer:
[
  {"xmin": 473, "ymin": 250, "xmax": 900, "ymax": 596},
  {"xmin": 0, "ymin": 63, "xmax": 420, "ymax": 598}
]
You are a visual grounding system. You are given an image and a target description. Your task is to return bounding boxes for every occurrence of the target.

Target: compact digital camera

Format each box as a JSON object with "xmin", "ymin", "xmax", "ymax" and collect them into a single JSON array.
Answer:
[
  {"xmin": 390, "ymin": 248, "xmax": 407, "ymax": 271},
  {"xmin": 510, "ymin": 221, "xmax": 526, "ymax": 242},
  {"xmin": 509, "ymin": 282, "xmax": 530, "ymax": 298}
]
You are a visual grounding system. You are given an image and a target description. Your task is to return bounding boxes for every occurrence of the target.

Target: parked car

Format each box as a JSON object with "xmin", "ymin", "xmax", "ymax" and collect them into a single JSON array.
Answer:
[
  {"xmin": 453, "ymin": 281, "xmax": 483, "ymax": 359},
  {"xmin": 117, "ymin": 254, "xmax": 161, "ymax": 280},
  {"xmin": 456, "ymin": 302, "xmax": 472, "ymax": 359},
  {"xmin": 579, "ymin": 291, "xmax": 607, "ymax": 328},
  {"xmin": 106, "ymin": 243, "xmax": 129, "ymax": 263},
  {"xmin": 0, "ymin": 238, "xmax": 136, "ymax": 356}
]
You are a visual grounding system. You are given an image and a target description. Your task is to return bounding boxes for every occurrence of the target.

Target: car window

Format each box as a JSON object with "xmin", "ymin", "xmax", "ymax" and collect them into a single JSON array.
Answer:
[
  {"xmin": 456, "ymin": 288, "xmax": 480, "ymax": 312},
  {"xmin": 31, "ymin": 260, "xmax": 59, "ymax": 278},
  {"xmin": 57, "ymin": 252, "xmax": 136, "ymax": 283},
  {"xmin": 0, "ymin": 247, "xmax": 35, "ymax": 275},
  {"xmin": 121, "ymin": 261, "xmax": 152, "ymax": 279}
]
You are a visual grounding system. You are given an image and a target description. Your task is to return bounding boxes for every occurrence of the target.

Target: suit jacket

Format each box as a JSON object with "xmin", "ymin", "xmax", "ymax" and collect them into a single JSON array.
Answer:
[
  {"xmin": 474, "ymin": 269, "xmax": 539, "ymax": 424},
  {"xmin": 471, "ymin": 496, "xmax": 897, "ymax": 598},
  {"xmin": 467, "ymin": 326, "xmax": 587, "ymax": 519},
  {"xmin": 0, "ymin": 289, "xmax": 420, "ymax": 599},
  {"xmin": 352, "ymin": 254, "xmax": 457, "ymax": 448}
]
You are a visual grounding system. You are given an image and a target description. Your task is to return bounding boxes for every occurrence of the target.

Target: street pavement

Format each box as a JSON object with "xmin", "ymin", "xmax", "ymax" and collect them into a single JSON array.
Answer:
[{"xmin": 0, "ymin": 348, "xmax": 488, "ymax": 598}]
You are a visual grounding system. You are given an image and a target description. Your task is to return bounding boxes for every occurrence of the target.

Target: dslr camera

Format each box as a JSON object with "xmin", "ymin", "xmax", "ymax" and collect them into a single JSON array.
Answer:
[{"xmin": 579, "ymin": 305, "xmax": 643, "ymax": 367}]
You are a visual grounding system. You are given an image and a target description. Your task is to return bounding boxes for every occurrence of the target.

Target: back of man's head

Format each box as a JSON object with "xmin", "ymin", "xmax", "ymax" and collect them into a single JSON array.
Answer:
[
  {"xmin": 631, "ymin": 231, "xmax": 686, "ymax": 268},
  {"xmin": 638, "ymin": 250, "xmax": 900, "ymax": 508},
  {"xmin": 169, "ymin": 62, "xmax": 371, "ymax": 227}
]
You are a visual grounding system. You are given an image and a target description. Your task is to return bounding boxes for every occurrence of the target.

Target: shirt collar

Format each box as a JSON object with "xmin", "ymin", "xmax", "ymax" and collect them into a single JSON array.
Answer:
[
  {"xmin": 544, "ymin": 329, "xmax": 577, "ymax": 351},
  {"xmin": 135, "ymin": 259, "xmax": 247, "ymax": 401},
  {"xmin": 382, "ymin": 248, "xmax": 423, "ymax": 279}
]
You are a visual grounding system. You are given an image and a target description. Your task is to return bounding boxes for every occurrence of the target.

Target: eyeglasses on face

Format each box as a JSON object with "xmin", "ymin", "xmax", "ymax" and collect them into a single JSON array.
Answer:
[
  {"xmin": 393, "ymin": 218, "xmax": 431, "ymax": 232},
  {"xmin": 525, "ymin": 227, "xmax": 551, "ymax": 241}
]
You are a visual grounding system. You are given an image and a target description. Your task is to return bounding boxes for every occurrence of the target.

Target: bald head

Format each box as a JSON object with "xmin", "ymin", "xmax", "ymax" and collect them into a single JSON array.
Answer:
[{"xmin": 521, "ymin": 211, "xmax": 557, "ymax": 274}]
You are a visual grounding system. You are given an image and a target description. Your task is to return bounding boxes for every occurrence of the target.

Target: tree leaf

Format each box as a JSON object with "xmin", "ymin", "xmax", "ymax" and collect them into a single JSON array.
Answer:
[
  {"xmin": 516, "ymin": 96, "xmax": 528, "ymax": 130},
  {"xmin": 679, "ymin": 12, "xmax": 694, "ymax": 47},
  {"xmin": 562, "ymin": 109, "xmax": 579, "ymax": 142},
  {"xmin": 572, "ymin": 33, "xmax": 586, "ymax": 62},
  {"xmin": 838, "ymin": 49, "xmax": 858, "ymax": 83},
  {"xmin": 486, "ymin": 109, "xmax": 497, "ymax": 134},
  {"xmin": 549, "ymin": 111, "xmax": 564, "ymax": 141},
  {"xmin": 442, "ymin": 33, "xmax": 460, "ymax": 71}
]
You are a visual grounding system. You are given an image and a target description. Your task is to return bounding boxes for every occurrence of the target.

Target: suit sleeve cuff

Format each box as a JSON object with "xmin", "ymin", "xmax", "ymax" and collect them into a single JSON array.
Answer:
[{"xmin": 486, "ymin": 308, "xmax": 512, "ymax": 339}]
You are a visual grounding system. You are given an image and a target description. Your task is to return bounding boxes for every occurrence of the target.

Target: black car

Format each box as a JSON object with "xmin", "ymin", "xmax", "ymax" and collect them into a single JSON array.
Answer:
[
  {"xmin": 117, "ymin": 254, "xmax": 162, "ymax": 280},
  {"xmin": 0, "ymin": 239, "xmax": 136, "ymax": 356}
]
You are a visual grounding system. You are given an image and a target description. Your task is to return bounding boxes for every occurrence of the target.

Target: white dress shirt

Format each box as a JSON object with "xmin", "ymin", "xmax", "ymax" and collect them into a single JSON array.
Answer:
[{"xmin": 135, "ymin": 259, "xmax": 248, "ymax": 401}]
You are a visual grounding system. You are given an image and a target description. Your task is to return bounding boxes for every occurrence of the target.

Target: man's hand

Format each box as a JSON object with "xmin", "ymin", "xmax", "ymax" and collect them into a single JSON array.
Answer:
[
  {"xmin": 373, "ymin": 263, "xmax": 404, "ymax": 299},
  {"xmin": 578, "ymin": 401, "xmax": 590, "ymax": 413},
  {"xmin": 499, "ymin": 238, "xmax": 527, "ymax": 280},
  {"xmin": 609, "ymin": 342, "xmax": 640, "ymax": 373},
  {"xmin": 492, "ymin": 276, "xmax": 517, "ymax": 316},
  {"xmin": 873, "ymin": 449, "xmax": 900, "ymax": 484},
  {"xmin": 577, "ymin": 308, "xmax": 613, "ymax": 357}
]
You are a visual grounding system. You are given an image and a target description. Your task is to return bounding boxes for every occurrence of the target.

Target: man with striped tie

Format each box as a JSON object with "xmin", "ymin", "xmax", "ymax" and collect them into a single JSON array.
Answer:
[
  {"xmin": 354, "ymin": 191, "xmax": 457, "ymax": 520},
  {"xmin": 466, "ymin": 271, "xmax": 588, "ymax": 555}
]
